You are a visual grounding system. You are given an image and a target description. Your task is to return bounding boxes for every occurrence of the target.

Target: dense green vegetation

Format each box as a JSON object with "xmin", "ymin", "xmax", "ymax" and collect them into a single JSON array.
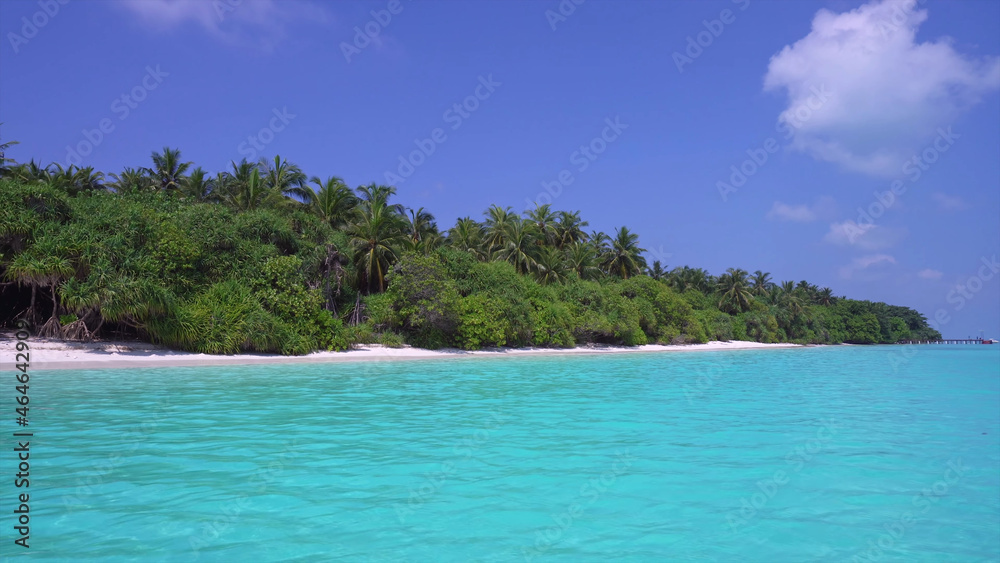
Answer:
[{"xmin": 0, "ymin": 148, "xmax": 941, "ymax": 354}]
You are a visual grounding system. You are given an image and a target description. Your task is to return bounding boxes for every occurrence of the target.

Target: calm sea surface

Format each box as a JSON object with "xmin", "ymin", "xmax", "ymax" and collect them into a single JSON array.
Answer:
[{"xmin": 6, "ymin": 345, "xmax": 999, "ymax": 562}]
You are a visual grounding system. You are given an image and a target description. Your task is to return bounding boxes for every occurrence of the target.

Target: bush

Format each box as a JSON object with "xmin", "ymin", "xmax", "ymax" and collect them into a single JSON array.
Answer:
[
  {"xmin": 457, "ymin": 294, "xmax": 512, "ymax": 349},
  {"xmin": 384, "ymin": 253, "xmax": 461, "ymax": 349}
]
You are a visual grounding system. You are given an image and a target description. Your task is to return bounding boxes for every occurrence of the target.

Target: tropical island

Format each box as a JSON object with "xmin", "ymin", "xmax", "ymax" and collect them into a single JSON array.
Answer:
[{"xmin": 0, "ymin": 147, "xmax": 941, "ymax": 355}]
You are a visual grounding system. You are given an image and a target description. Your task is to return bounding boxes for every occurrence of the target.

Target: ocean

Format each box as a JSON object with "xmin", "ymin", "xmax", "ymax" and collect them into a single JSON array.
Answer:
[{"xmin": 8, "ymin": 345, "xmax": 999, "ymax": 562}]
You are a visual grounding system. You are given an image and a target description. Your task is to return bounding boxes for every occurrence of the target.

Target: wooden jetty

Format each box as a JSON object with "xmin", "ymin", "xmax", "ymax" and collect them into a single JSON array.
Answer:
[{"xmin": 899, "ymin": 338, "xmax": 994, "ymax": 344}]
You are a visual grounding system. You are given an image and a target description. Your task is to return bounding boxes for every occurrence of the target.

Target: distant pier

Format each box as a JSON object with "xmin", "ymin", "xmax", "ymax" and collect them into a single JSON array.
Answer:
[{"xmin": 899, "ymin": 338, "xmax": 989, "ymax": 344}]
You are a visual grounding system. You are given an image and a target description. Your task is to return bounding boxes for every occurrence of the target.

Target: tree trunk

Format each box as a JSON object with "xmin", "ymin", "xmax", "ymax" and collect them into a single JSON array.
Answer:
[
  {"xmin": 50, "ymin": 281, "xmax": 58, "ymax": 321},
  {"xmin": 28, "ymin": 284, "xmax": 36, "ymax": 329}
]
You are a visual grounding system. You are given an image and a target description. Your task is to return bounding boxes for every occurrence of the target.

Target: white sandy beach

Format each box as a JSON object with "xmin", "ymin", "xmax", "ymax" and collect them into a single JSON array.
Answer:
[{"xmin": 1, "ymin": 334, "xmax": 803, "ymax": 370}]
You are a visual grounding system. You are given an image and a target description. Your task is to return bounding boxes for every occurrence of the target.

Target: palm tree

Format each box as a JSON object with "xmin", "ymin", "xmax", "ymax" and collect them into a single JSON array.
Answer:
[
  {"xmin": 180, "ymin": 167, "xmax": 217, "ymax": 202},
  {"xmin": 647, "ymin": 260, "xmax": 666, "ymax": 281},
  {"xmin": 149, "ymin": 147, "xmax": 191, "ymax": 192},
  {"xmin": 554, "ymin": 210, "xmax": 589, "ymax": 250},
  {"xmin": 8, "ymin": 160, "xmax": 50, "ymax": 184},
  {"xmin": 602, "ymin": 227, "xmax": 646, "ymax": 279},
  {"xmin": 405, "ymin": 207, "xmax": 437, "ymax": 244},
  {"xmin": 261, "ymin": 155, "xmax": 309, "ymax": 202},
  {"xmin": 525, "ymin": 204, "xmax": 558, "ymax": 247},
  {"xmin": 816, "ymin": 287, "xmax": 835, "ymax": 306},
  {"xmin": 716, "ymin": 268, "xmax": 754, "ymax": 314},
  {"xmin": 356, "ymin": 183, "xmax": 403, "ymax": 211},
  {"xmin": 349, "ymin": 188, "xmax": 407, "ymax": 294},
  {"xmin": 309, "ymin": 176, "xmax": 357, "ymax": 229},
  {"xmin": 751, "ymin": 270, "xmax": 774, "ymax": 296},
  {"xmin": 535, "ymin": 246, "xmax": 568, "ymax": 285},
  {"xmin": 44, "ymin": 165, "xmax": 105, "ymax": 196},
  {"xmin": 496, "ymin": 218, "xmax": 538, "ymax": 275},
  {"xmin": 0, "ymin": 124, "xmax": 18, "ymax": 178},
  {"xmin": 447, "ymin": 217, "xmax": 484, "ymax": 258},
  {"xmin": 483, "ymin": 205, "xmax": 516, "ymax": 255},
  {"xmin": 565, "ymin": 241, "xmax": 601, "ymax": 280},
  {"xmin": 220, "ymin": 167, "xmax": 281, "ymax": 211},
  {"xmin": 109, "ymin": 167, "xmax": 154, "ymax": 193},
  {"xmin": 589, "ymin": 230, "xmax": 611, "ymax": 255}
]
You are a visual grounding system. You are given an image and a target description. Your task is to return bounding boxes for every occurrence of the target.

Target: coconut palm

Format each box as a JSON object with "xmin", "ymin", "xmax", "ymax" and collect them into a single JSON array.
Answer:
[
  {"xmin": 525, "ymin": 204, "xmax": 558, "ymax": 247},
  {"xmin": 309, "ymin": 176, "xmax": 357, "ymax": 229},
  {"xmin": 261, "ymin": 155, "xmax": 310, "ymax": 202},
  {"xmin": 405, "ymin": 207, "xmax": 437, "ymax": 244},
  {"xmin": 150, "ymin": 147, "xmax": 191, "ymax": 192},
  {"xmin": 535, "ymin": 246, "xmax": 568, "ymax": 285},
  {"xmin": 220, "ymin": 167, "xmax": 281, "ymax": 211},
  {"xmin": 716, "ymin": 267, "xmax": 754, "ymax": 314},
  {"xmin": 447, "ymin": 217, "xmax": 484, "ymax": 257},
  {"xmin": 349, "ymin": 189, "xmax": 407, "ymax": 293},
  {"xmin": 180, "ymin": 167, "xmax": 217, "ymax": 202},
  {"xmin": 496, "ymin": 218, "xmax": 538, "ymax": 275},
  {"xmin": 751, "ymin": 270, "xmax": 774, "ymax": 296},
  {"xmin": 109, "ymin": 167, "xmax": 154, "ymax": 193},
  {"xmin": 483, "ymin": 205, "xmax": 517, "ymax": 255},
  {"xmin": 8, "ymin": 160, "xmax": 50, "ymax": 184},
  {"xmin": 0, "ymin": 125, "xmax": 18, "ymax": 177},
  {"xmin": 554, "ymin": 210, "xmax": 589, "ymax": 250},
  {"xmin": 565, "ymin": 241, "xmax": 601, "ymax": 280},
  {"xmin": 816, "ymin": 287, "xmax": 835, "ymax": 306},
  {"xmin": 647, "ymin": 260, "xmax": 666, "ymax": 281},
  {"xmin": 602, "ymin": 227, "xmax": 646, "ymax": 279}
]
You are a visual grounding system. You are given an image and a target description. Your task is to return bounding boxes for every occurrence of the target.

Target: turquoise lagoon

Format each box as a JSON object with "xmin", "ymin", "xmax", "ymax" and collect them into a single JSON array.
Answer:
[{"xmin": 6, "ymin": 345, "xmax": 1000, "ymax": 562}]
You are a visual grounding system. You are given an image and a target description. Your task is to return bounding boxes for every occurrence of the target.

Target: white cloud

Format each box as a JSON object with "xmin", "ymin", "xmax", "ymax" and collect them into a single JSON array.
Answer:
[
  {"xmin": 768, "ymin": 202, "xmax": 816, "ymax": 222},
  {"xmin": 824, "ymin": 220, "xmax": 906, "ymax": 250},
  {"xmin": 839, "ymin": 254, "xmax": 896, "ymax": 279},
  {"xmin": 918, "ymin": 268, "xmax": 944, "ymax": 279},
  {"xmin": 115, "ymin": 0, "xmax": 328, "ymax": 48},
  {"xmin": 764, "ymin": 0, "xmax": 1000, "ymax": 176},
  {"xmin": 931, "ymin": 192, "xmax": 969, "ymax": 211},
  {"xmin": 767, "ymin": 196, "xmax": 835, "ymax": 222}
]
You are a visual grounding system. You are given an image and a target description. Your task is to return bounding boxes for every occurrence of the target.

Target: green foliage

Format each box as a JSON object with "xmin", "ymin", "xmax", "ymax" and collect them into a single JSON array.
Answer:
[
  {"xmin": 383, "ymin": 253, "xmax": 461, "ymax": 349},
  {"xmin": 846, "ymin": 312, "xmax": 882, "ymax": 344},
  {"xmin": 0, "ymin": 164, "xmax": 942, "ymax": 354},
  {"xmin": 457, "ymin": 294, "xmax": 512, "ymax": 349}
]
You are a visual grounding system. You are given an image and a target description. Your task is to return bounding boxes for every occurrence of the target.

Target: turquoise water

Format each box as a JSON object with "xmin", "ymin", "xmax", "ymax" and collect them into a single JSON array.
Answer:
[{"xmin": 4, "ymin": 345, "xmax": 999, "ymax": 562}]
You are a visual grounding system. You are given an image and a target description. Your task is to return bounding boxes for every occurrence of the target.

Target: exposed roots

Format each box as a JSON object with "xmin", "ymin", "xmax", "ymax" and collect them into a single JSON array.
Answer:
[
  {"xmin": 61, "ymin": 319, "xmax": 93, "ymax": 341},
  {"xmin": 38, "ymin": 317, "xmax": 62, "ymax": 339}
]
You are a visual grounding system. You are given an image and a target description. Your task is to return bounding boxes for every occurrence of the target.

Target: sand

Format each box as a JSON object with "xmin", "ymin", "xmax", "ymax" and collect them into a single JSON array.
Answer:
[{"xmin": 1, "ymin": 334, "xmax": 805, "ymax": 370}]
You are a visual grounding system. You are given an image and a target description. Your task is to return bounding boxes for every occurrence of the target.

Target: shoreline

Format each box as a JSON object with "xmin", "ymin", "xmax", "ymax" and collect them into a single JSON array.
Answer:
[{"xmin": 2, "ymin": 336, "xmax": 807, "ymax": 370}]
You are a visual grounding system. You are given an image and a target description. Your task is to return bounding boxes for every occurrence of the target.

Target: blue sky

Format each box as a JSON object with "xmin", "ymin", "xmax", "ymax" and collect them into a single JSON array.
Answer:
[{"xmin": 2, "ymin": 0, "xmax": 998, "ymax": 337}]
